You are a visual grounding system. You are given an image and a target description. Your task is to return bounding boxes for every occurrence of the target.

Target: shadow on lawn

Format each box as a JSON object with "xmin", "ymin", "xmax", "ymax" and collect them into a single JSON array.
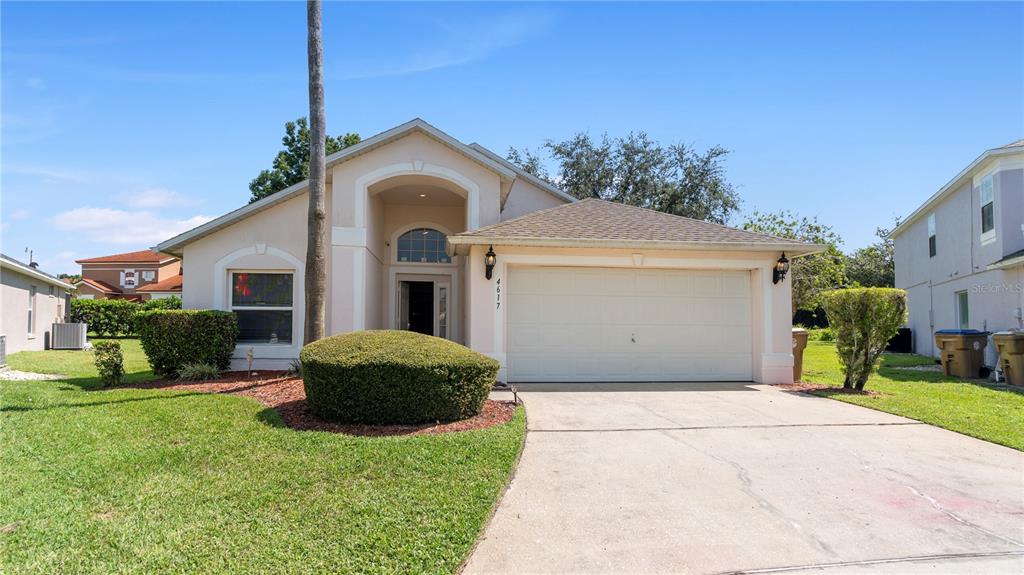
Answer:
[{"xmin": 0, "ymin": 389, "xmax": 206, "ymax": 413}]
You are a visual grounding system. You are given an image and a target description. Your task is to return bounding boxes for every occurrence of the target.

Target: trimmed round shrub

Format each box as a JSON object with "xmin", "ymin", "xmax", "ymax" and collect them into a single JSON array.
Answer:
[
  {"xmin": 301, "ymin": 330, "xmax": 500, "ymax": 424},
  {"xmin": 137, "ymin": 310, "xmax": 238, "ymax": 377}
]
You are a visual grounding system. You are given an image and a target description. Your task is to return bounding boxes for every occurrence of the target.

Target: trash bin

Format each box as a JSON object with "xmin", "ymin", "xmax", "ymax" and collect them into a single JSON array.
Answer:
[
  {"xmin": 933, "ymin": 329, "xmax": 990, "ymax": 379},
  {"xmin": 792, "ymin": 328, "xmax": 809, "ymax": 382},
  {"xmin": 993, "ymin": 331, "xmax": 1024, "ymax": 386}
]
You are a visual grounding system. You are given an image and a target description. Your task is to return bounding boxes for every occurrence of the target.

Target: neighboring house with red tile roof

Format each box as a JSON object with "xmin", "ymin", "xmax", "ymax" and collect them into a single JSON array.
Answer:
[
  {"xmin": 156, "ymin": 118, "xmax": 821, "ymax": 381},
  {"xmin": 134, "ymin": 274, "xmax": 183, "ymax": 299},
  {"xmin": 75, "ymin": 250, "xmax": 181, "ymax": 301}
]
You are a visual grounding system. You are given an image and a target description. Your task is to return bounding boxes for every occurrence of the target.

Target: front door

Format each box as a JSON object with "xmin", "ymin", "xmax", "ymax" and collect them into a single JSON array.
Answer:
[{"xmin": 397, "ymin": 277, "xmax": 451, "ymax": 338}]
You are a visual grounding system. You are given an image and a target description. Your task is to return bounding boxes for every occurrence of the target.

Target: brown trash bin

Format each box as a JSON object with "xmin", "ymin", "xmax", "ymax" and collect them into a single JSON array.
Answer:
[
  {"xmin": 792, "ymin": 328, "xmax": 809, "ymax": 382},
  {"xmin": 993, "ymin": 332, "xmax": 1024, "ymax": 386},
  {"xmin": 933, "ymin": 330, "xmax": 989, "ymax": 379}
]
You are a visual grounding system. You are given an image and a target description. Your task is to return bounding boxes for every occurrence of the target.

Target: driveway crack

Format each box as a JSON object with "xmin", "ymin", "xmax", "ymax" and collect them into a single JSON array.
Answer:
[{"xmin": 657, "ymin": 429, "xmax": 839, "ymax": 559}]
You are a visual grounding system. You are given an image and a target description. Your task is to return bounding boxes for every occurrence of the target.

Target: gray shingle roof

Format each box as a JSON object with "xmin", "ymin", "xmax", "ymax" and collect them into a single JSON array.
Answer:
[{"xmin": 449, "ymin": 198, "xmax": 821, "ymax": 254}]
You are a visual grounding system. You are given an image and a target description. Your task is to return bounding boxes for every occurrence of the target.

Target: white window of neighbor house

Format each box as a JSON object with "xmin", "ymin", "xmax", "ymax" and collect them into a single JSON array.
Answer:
[
  {"xmin": 980, "ymin": 174, "xmax": 995, "ymax": 240},
  {"xmin": 927, "ymin": 214, "xmax": 937, "ymax": 257},
  {"xmin": 123, "ymin": 270, "xmax": 137, "ymax": 288},
  {"xmin": 956, "ymin": 290, "xmax": 969, "ymax": 330},
  {"xmin": 142, "ymin": 270, "xmax": 156, "ymax": 282},
  {"xmin": 27, "ymin": 285, "xmax": 36, "ymax": 334},
  {"xmin": 231, "ymin": 272, "xmax": 293, "ymax": 344}
]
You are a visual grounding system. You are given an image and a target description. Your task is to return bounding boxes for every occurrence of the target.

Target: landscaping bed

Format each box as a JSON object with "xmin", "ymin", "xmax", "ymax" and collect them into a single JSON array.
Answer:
[{"xmin": 131, "ymin": 371, "xmax": 517, "ymax": 436}]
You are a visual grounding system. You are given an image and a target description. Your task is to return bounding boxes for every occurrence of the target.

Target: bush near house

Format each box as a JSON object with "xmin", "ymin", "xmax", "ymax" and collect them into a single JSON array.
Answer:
[
  {"xmin": 136, "ymin": 310, "xmax": 238, "ymax": 377},
  {"xmin": 301, "ymin": 330, "xmax": 500, "ymax": 424},
  {"xmin": 820, "ymin": 287, "xmax": 907, "ymax": 390},
  {"xmin": 69, "ymin": 299, "xmax": 139, "ymax": 337},
  {"xmin": 69, "ymin": 297, "xmax": 181, "ymax": 336},
  {"xmin": 92, "ymin": 340, "xmax": 125, "ymax": 386},
  {"xmin": 140, "ymin": 295, "xmax": 182, "ymax": 311}
]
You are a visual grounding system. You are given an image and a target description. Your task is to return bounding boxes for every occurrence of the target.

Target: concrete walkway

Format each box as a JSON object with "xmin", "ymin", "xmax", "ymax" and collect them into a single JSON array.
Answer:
[{"xmin": 464, "ymin": 384, "xmax": 1024, "ymax": 574}]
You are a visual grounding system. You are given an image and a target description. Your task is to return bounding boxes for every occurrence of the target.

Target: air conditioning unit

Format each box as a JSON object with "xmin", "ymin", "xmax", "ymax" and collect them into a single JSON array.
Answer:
[{"xmin": 51, "ymin": 323, "xmax": 88, "ymax": 350}]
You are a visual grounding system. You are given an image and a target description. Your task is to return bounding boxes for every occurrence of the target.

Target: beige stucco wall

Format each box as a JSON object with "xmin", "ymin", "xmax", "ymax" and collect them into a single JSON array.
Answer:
[
  {"xmin": 464, "ymin": 244, "xmax": 794, "ymax": 384},
  {"xmin": 2, "ymin": 268, "xmax": 67, "ymax": 354},
  {"xmin": 501, "ymin": 177, "xmax": 568, "ymax": 220},
  {"xmin": 181, "ymin": 191, "xmax": 314, "ymax": 368}
]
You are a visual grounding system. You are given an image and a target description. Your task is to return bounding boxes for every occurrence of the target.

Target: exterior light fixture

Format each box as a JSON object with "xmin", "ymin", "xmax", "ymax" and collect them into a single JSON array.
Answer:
[
  {"xmin": 773, "ymin": 253, "xmax": 790, "ymax": 285},
  {"xmin": 485, "ymin": 245, "xmax": 497, "ymax": 280},
  {"xmin": 418, "ymin": 193, "xmax": 427, "ymax": 198}
]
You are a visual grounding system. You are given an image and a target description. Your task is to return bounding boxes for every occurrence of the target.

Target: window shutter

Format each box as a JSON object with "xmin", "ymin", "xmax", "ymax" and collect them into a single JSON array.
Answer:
[{"xmin": 120, "ymin": 271, "xmax": 125, "ymax": 287}]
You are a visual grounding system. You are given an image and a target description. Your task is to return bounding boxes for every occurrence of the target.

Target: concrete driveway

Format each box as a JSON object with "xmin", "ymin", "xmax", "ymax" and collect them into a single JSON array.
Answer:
[{"xmin": 464, "ymin": 384, "xmax": 1024, "ymax": 574}]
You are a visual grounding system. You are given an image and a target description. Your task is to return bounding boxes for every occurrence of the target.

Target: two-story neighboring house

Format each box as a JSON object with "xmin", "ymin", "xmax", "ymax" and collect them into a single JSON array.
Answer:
[
  {"xmin": 891, "ymin": 140, "xmax": 1024, "ymax": 365},
  {"xmin": 74, "ymin": 250, "xmax": 182, "ymax": 301}
]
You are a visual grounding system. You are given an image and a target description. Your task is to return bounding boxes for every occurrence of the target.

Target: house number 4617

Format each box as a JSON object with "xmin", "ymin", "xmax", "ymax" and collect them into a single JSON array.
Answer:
[{"xmin": 495, "ymin": 278, "xmax": 501, "ymax": 310}]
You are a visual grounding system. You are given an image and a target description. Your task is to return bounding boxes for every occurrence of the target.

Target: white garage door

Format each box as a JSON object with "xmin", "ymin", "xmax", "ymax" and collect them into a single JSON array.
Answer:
[{"xmin": 506, "ymin": 267, "xmax": 753, "ymax": 382}]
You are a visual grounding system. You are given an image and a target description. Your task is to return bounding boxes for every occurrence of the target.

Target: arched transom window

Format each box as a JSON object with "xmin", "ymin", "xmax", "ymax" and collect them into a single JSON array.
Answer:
[{"xmin": 396, "ymin": 228, "xmax": 451, "ymax": 263}]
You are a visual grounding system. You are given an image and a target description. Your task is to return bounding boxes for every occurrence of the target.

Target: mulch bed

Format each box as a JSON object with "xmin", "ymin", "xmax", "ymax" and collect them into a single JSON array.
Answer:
[
  {"xmin": 775, "ymin": 382, "xmax": 883, "ymax": 396},
  {"xmin": 130, "ymin": 371, "xmax": 517, "ymax": 436}
]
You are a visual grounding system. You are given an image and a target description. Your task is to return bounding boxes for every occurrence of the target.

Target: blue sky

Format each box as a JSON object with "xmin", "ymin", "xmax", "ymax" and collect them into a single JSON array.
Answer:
[{"xmin": 2, "ymin": 1, "xmax": 1021, "ymax": 274}]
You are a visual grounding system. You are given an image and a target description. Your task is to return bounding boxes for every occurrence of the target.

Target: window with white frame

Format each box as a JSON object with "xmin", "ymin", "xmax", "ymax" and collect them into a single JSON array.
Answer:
[
  {"xmin": 231, "ymin": 272, "xmax": 293, "ymax": 344},
  {"xmin": 142, "ymin": 270, "xmax": 156, "ymax": 282},
  {"xmin": 927, "ymin": 213, "xmax": 936, "ymax": 258},
  {"xmin": 123, "ymin": 270, "xmax": 137, "ymax": 288},
  {"xmin": 980, "ymin": 175, "xmax": 994, "ymax": 236},
  {"xmin": 396, "ymin": 228, "xmax": 451, "ymax": 263},
  {"xmin": 27, "ymin": 286, "xmax": 36, "ymax": 334},
  {"xmin": 956, "ymin": 290, "xmax": 969, "ymax": 330}
]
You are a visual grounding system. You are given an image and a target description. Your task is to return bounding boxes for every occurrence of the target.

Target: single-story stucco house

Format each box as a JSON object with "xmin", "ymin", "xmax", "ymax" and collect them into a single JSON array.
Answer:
[
  {"xmin": 157, "ymin": 119, "xmax": 820, "ymax": 383},
  {"xmin": 1, "ymin": 253, "xmax": 72, "ymax": 357}
]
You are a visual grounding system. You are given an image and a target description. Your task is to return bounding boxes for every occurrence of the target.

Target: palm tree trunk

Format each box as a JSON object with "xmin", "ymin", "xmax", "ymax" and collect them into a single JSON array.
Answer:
[{"xmin": 304, "ymin": 0, "xmax": 327, "ymax": 345}]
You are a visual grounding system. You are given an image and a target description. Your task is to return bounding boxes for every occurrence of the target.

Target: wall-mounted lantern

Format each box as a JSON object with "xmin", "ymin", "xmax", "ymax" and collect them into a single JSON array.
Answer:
[
  {"xmin": 772, "ymin": 253, "xmax": 790, "ymax": 285},
  {"xmin": 485, "ymin": 245, "xmax": 497, "ymax": 280}
]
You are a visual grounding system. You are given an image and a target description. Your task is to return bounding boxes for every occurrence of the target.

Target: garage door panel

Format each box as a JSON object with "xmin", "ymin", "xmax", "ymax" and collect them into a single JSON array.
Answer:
[{"xmin": 507, "ymin": 267, "xmax": 754, "ymax": 382}]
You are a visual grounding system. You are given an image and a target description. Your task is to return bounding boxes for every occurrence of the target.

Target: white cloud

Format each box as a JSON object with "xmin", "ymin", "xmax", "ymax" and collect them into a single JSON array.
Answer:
[
  {"xmin": 50, "ymin": 207, "xmax": 213, "ymax": 245},
  {"xmin": 8, "ymin": 209, "xmax": 31, "ymax": 221},
  {"xmin": 341, "ymin": 9, "xmax": 555, "ymax": 80},
  {"xmin": 122, "ymin": 187, "xmax": 202, "ymax": 209},
  {"xmin": 40, "ymin": 251, "xmax": 78, "ymax": 275}
]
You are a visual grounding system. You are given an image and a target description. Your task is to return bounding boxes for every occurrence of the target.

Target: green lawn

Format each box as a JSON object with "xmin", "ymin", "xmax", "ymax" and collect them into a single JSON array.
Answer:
[
  {"xmin": 802, "ymin": 341, "xmax": 1024, "ymax": 451},
  {"xmin": 1, "ymin": 340, "xmax": 525, "ymax": 574}
]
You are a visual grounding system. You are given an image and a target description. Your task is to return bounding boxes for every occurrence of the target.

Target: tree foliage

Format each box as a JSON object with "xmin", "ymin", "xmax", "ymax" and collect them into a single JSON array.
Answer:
[
  {"xmin": 249, "ymin": 117, "xmax": 360, "ymax": 203},
  {"xmin": 845, "ymin": 220, "xmax": 898, "ymax": 288},
  {"xmin": 821, "ymin": 288, "xmax": 907, "ymax": 390},
  {"xmin": 508, "ymin": 131, "xmax": 741, "ymax": 224},
  {"xmin": 742, "ymin": 210, "xmax": 847, "ymax": 315}
]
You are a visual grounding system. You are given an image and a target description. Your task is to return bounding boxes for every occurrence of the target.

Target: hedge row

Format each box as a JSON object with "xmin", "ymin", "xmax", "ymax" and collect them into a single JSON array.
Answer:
[
  {"xmin": 69, "ymin": 297, "xmax": 181, "ymax": 337},
  {"xmin": 136, "ymin": 310, "xmax": 238, "ymax": 377}
]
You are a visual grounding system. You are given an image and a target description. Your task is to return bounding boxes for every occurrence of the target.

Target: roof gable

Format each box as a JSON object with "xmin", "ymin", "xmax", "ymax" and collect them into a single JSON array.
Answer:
[
  {"xmin": 449, "ymin": 199, "xmax": 822, "ymax": 255},
  {"xmin": 891, "ymin": 142, "xmax": 1024, "ymax": 238},
  {"xmin": 157, "ymin": 118, "xmax": 517, "ymax": 255}
]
